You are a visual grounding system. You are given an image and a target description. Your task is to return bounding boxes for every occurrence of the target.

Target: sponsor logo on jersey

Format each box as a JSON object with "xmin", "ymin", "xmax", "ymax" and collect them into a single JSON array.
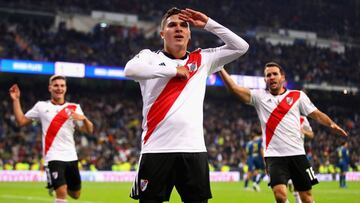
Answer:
[
  {"xmin": 140, "ymin": 179, "xmax": 148, "ymax": 191},
  {"xmin": 158, "ymin": 62, "xmax": 166, "ymax": 66}
]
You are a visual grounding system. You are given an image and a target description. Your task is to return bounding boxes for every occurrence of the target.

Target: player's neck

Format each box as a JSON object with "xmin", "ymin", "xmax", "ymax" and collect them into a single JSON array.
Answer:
[
  {"xmin": 163, "ymin": 46, "xmax": 187, "ymax": 59},
  {"xmin": 51, "ymin": 98, "xmax": 65, "ymax": 105},
  {"xmin": 270, "ymin": 87, "xmax": 286, "ymax": 96}
]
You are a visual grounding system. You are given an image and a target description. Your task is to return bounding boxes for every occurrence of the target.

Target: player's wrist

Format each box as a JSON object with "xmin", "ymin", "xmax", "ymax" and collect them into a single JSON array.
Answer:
[{"xmin": 12, "ymin": 98, "xmax": 20, "ymax": 102}]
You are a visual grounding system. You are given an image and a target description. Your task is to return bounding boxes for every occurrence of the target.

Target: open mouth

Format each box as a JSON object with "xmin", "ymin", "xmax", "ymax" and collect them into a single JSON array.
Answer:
[
  {"xmin": 174, "ymin": 35, "xmax": 184, "ymax": 40},
  {"xmin": 270, "ymin": 82, "xmax": 277, "ymax": 87}
]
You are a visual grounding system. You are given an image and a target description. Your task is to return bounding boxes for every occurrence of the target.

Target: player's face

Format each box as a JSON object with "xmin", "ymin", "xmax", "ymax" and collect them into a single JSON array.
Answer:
[
  {"xmin": 160, "ymin": 14, "xmax": 191, "ymax": 52},
  {"xmin": 49, "ymin": 79, "xmax": 67, "ymax": 101},
  {"xmin": 264, "ymin": 66, "xmax": 285, "ymax": 94}
]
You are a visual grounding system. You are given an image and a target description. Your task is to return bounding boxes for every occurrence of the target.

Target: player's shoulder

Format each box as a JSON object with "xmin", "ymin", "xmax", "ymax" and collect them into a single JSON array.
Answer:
[
  {"xmin": 34, "ymin": 100, "xmax": 49, "ymax": 107},
  {"xmin": 139, "ymin": 49, "xmax": 159, "ymax": 55},
  {"xmin": 251, "ymin": 88, "xmax": 267, "ymax": 96},
  {"xmin": 66, "ymin": 102, "xmax": 80, "ymax": 107},
  {"xmin": 287, "ymin": 89, "xmax": 305, "ymax": 95},
  {"xmin": 191, "ymin": 48, "xmax": 202, "ymax": 53}
]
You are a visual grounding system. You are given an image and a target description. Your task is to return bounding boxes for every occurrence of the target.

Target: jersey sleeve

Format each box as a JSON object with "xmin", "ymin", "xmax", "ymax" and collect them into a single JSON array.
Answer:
[
  {"xmin": 24, "ymin": 102, "xmax": 41, "ymax": 121},
  {"xmin": 201, "ymin": 18, "xmax": 249, "ymax": 75},
  {"xmin": 299, "ymin": 91, "xmax": 317, "ymax": 116},
  {"xmin": 124, "ymin": 49, "xmax": 178, "ymax": 80},
  {"xmin": 249, "ymin": 89, "xmax": 263, "ymax": 106}
]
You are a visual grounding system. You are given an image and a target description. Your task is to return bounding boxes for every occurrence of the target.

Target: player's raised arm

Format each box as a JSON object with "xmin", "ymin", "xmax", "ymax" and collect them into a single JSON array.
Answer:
[
  {"xmin": 9, "ymin": 84, "xmax": 32, "ymax": 127},
  {"xmin": 219, "ymin": 68, "xmax": 251, "ymax": 104},
  {"xmin": 178, "ymin": 8, "xmax": 209, "ymax": 28},
  {"xmin": 308, "ymin": 109, "xmax": 348, "ymax": 137},
  {"xmin": 124, "ymin": 50, "xmax": 184, "ymax": 80},
  {"xmin": 180, "ymin": 8, "xmax": 249, "ymax": 72}
]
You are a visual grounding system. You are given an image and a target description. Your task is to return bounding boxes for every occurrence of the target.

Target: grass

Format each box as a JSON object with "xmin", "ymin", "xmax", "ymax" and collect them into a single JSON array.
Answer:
[{"xmin": 0, "ymin": 181, "xmax": 359, "ymax": 203}]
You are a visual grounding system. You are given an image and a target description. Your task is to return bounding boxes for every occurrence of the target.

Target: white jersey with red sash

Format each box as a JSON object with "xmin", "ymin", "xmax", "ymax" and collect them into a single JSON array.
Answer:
[
  {"xmin": 250, "ymin": 89, "xmax": 317, "ymax": 157},
  {"xmin": 25, "ymin": 101, "xmax": 84, "ymax": 164},
  {"xmin": 125, "ymin": 18, "xmax": 249, "ymax": 154}
]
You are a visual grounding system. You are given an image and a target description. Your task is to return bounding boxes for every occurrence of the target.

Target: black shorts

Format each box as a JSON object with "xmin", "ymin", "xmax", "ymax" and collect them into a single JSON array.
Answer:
[
  {"xmin": 45, "ymin": 160, "xmax": 81, "ymax": 191},
  {"xmin": 130, "ymin": 152, "xmax": 212, "ymax": 202},
  {"xmin": 265, "ymin": 155, "xmax": 319, "ymax": 191}
]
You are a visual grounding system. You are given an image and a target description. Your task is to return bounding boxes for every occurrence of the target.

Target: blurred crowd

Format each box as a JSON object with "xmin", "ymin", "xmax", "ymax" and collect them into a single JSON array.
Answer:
[
  {"xmin": 1, "ymin": 0, "xmax": 359, "ymax": 40},
  {"xmin": 0, "ymin": 1, "xmax": 360, "ymax": 86},
  {"xmin": 0, "ymin": 80, "xmax": 359, "ymax": 173}
]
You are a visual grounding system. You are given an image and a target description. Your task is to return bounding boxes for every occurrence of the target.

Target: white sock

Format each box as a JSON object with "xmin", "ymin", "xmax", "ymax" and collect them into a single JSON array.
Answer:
[
  {"xmin": 55, "ymin": 199, "xmax": 67, "ymax": 203},
  {"xmin": 294, "ymin": 191, "xmax": 302, "ymax": 203}
]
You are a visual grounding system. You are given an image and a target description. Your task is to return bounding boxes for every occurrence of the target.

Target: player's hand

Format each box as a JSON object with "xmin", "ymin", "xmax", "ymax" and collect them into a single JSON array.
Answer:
[
  {"xmin": 179, "ymin": 8, "xmax": 209, "ymax": 28},
  {"xmin": 9, "ymin": 84, "xmax": 21, "ymax": 100},
  {"xmin": 69, "ymin": 110, "xmax": 86, "ymax": 121},
  {"xmin": 330, "ymin": 123, "xmax": 348, "ymax": 137},
  {"xmin": 176, "ymin": 66, "xmax": 190, "ymax": 80}
]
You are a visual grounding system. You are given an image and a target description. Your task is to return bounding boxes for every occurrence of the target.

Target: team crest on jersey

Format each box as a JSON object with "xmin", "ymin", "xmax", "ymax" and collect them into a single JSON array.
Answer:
[
  {"xmin": 188, "ymin": 62, "xmax": 198, "ymax": 72},
  {"xmin": 286, "ymin": 97, "xmax": 293, "ymax": 105},
  {"xmin": 52, "ymin": 172, "xmax": 58, "ymax": 179},
  {"xmin": 140, "ymin": 179, "xmax": 149, "ymax": 191},
  {"xmin": 65, "ymin": 107, "xmax": 72, "ymax": 117}
]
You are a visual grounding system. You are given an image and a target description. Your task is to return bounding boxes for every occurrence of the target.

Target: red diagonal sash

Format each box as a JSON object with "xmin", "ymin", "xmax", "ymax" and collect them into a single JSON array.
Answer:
[
  {"xmin": 265, "ymin": 91, "xmax": 300, "ymax": 149},
  {"xmin": 300, "ymin": 116, "xmax": 305, "ymax": 125},
  {"xmin": 44, "ymin": 104, "xmax": 77, "ymax": 155},
  {"xmin": 143, "ymin": 50, "xmax": 202, "ymax": 144}
]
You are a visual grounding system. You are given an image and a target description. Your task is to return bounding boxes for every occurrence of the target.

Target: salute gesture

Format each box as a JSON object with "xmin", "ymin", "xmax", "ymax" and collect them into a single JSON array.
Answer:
[
  {"xmin": 179, "ymin": 8, "xmax": 209, "ymax": 28},
  {"xmin": 125, "ymin": 6, "xmax": 249, "ymax": 202}
]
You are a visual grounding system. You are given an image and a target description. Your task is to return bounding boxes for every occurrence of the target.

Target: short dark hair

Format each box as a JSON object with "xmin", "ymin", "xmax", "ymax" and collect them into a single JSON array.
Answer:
[
  {"xmin": 49, "ymin": 75, "xmax": 66, "ymax": 84},
  {"xmin": 264, "ymin": 62, "xmax": 285, "ymax": 76},
  {"xmin": 160, "ymin": 7, "xmax": 182, "ymax": 30}
]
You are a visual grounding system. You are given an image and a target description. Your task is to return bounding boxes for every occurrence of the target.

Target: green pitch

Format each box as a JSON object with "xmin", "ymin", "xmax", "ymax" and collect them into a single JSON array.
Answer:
[{"xmin": 1, "ymin": 181, "xmax": 359, "ymax": 203}]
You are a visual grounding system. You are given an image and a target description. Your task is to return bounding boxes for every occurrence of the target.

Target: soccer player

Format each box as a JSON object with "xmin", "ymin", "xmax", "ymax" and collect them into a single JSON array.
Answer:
[
  {"xmin": 219, "ymin": 63, "xmax": 347, "ymax": 203},
  {"xmin": 244, "ymin": 133, "xmax": 265, "ymax": 192},
  {"xmin": 125, "ymin": 7, "xmax": 249, "ymax": 203},
  {"xmin": 337, "ymin": 141, "xmax": 350, "ymax": 188},
  {"xmin": 9, "ymin": 75, "xmax": 94, "ymax": 203},
  {"xmin": 289, "ymin": 115, "xmax": 314, "ymax": 203}
]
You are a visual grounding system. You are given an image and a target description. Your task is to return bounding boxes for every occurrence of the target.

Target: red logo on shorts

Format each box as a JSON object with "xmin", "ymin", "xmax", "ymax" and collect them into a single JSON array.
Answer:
[{"xmin": 140, "ymin": 179, "xmax": 148, "ymax": 191}]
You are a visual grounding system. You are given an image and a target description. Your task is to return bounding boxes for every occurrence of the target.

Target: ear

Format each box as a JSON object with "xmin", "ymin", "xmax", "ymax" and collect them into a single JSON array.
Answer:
[
  {"xmin": 160, "ymin": 31, "xmax": 164, "ymax": 39},
  {"xmin": 48, "ymin": 85, "xmax": 51, "ymax": 92},
  {"xmin": 281, "ymin": 74, "xmax": 286, "ymax": 81}
]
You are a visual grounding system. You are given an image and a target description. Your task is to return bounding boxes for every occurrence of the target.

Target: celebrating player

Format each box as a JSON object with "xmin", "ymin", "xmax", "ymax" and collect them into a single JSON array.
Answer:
[
  {"xmin": 219, "ymin": 63, "xmax": 347, "ymax": 203},
  {"xmin": 125, "ymin": 7, "xmax": 249, "ymax": 203},
  {"xmin": 9, "ymin": 75, "xmax": 94, "ymax": 203}
]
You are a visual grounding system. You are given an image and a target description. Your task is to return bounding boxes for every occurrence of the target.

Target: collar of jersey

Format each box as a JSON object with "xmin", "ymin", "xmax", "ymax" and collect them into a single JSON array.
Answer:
[
  {"xmin": 161, "ymin": 50, "xmax": 189, "ymax": 60},
  {"xmin": 268, "ymin": 88, "xmax": 288, "ymax": 96},
  {"xmin": 50, "ymin": 100, "xmax": 66, "ymax": 106}
]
